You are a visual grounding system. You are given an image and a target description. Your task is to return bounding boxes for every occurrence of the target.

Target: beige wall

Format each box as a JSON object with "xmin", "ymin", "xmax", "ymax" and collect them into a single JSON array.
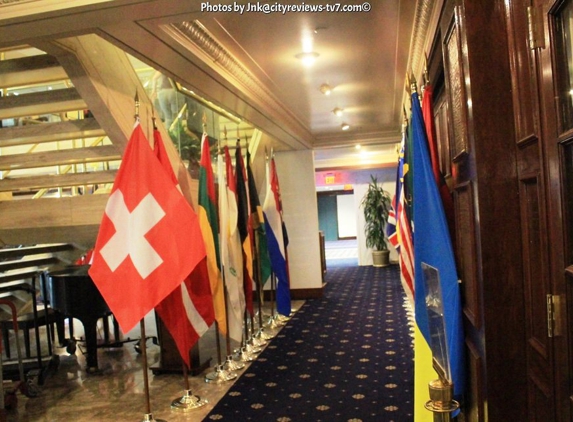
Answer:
[{"xmin": 274, "ymin": 150, "xmax": 322, "ymax": 290}]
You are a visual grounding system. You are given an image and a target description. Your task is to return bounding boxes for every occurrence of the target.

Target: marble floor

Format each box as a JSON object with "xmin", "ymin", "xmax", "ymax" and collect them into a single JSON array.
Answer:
[
  {"xmin": 2, "ymin": 303, "xmax": 303, "ymax": 422},
  {"xmin": 1, "ymin": 243, "xmax": 354, "ymax": 421}
]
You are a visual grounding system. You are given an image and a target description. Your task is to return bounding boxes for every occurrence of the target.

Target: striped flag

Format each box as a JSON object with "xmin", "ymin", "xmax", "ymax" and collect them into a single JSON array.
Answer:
[
  {"xmin": 410, "ymin": 90, "xmax": 465, "ymax": 420},
  {"xmin": 263, "ymin": 156, "xmax": 291, "ymax": 316},
  {"xmin": 393, "ymin": 131, "xmax": 415, "ymax": 305},
  {"xmin": 198, "ymin": 133, "xmax": 227, "ymax": 335},
  {"xmin": 152, "ymin": 128, "xmax": 215, "ymax": 367}
]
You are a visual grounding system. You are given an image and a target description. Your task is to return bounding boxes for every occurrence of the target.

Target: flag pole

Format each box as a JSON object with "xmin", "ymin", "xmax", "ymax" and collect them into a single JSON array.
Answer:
[
  {"xmin": 253, "ymin": 228, "xmax": 274, "ymax": 341},
  {"xmin": 219, "ymin": 129, "xmax": 244, "ymax": 373},
  {"xmin": 264, "ymin": 149, "xmax": 283, "ymax": 330},
  {"xmin": 139, "ymin": 319, "xmax": 166, "ymax": 422},
  {"xmin": 245, "ymin": 141, "xmax": 269, "ymax": 346},
  {"xmin": 238, "ymin": 136, "xmax": 262, "ymax": 357},
  {"xmin": 129, "ymin": 92, "xmax": 167, "ymax": 422},
  {"xmin": 206, "ymin": 130, "xmax": 241, "ymax": 382},
  {"xmin": 170, "ymin": 361, "xmax": 208, "ymax": 411}
]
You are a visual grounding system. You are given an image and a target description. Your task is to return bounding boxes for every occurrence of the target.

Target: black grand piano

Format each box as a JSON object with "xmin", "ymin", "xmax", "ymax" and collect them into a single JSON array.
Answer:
[{"xmin": 46, "ymin": 265, "xmax": 116, "ymax": 373}]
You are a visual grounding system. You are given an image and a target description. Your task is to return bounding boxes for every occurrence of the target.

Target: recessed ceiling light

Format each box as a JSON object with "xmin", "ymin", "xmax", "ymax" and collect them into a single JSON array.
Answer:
[
  {"xmin": 295, "ymin": 51, "xmax": 319, "ymax": 66},
  {"xmin": 341, "ymin": 123, "xmax": 350, "ymax": 131},
  {"xmin": 319, "ymin": 83, "xmax": 332, "ymax": 95},
  {"xmin": 332, "ymin": 107, "xmax": 344, "ymax": 117},
  {"xmin": 355, "ymin": 144, "xmax": 361, "ymax": 150}
]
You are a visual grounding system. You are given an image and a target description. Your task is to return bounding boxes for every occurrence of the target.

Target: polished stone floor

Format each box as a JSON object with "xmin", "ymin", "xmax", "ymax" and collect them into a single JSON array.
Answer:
[
  {"xmin": 2, "ymin": 304, "xmax": 302, "ymax": 422},
  {"xmin": 2, "ymin": 242, "xmax": 354, "ymax": 421}
]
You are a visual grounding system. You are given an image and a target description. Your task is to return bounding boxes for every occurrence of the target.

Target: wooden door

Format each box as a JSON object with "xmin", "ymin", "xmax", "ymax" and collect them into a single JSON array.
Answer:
[
  {"xmin": 542, "ymin": 0, "xmax": 573, "ymax": 418},
  {"xmin": 505, "ymin": 0, "xmax": 561, "ymax": 420},
  {"xmin": 434, "ymin": 0, "xmax": 572, "ymax": 420},
  {"xmin": 435, "ymin": 1, "xmax": 528, "ymax": 420}
]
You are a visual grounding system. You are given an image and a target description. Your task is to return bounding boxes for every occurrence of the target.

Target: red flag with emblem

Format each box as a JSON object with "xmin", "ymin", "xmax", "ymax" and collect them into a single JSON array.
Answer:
[{"xmin": 89, "ymin": 123, "xmax": 206, "ymax": 333}]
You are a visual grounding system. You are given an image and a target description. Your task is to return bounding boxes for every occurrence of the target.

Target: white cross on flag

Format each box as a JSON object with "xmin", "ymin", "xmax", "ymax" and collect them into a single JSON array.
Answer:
[{"xmin": 89, "ymin": 123, "xmax": 206, "ymax": 333}]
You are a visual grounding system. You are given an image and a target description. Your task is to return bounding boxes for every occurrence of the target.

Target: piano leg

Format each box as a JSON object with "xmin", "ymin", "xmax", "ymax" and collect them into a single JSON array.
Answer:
[{"xmin": 79, "ymin": 318, "xmax": 99, "ymax": 374}]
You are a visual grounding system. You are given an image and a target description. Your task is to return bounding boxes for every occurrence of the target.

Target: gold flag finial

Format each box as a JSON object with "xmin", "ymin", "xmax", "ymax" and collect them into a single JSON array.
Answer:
[
  {"xmin": 202, "ymin": 111, "xmax": 208, "ymax": 133},
  {"xmin": 223, "ymin": 125, "xmax": 228, "ymax": 140},
  {"xmin": 134, "ymin": 91, "xmax": 140, "ymax": 120},
  {"xmin": 410, "ymin": 73, "xmax": 418, "ymax": 94},
  {"xmin": 423, "ymin": 53, "xmax": 430, "ymax": 86}
]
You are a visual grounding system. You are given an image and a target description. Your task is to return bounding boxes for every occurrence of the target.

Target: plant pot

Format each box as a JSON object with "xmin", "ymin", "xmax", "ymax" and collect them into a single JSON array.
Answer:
[{"xmin": 372, "ymin": 250, "xmax": 390, "ymax": 267}]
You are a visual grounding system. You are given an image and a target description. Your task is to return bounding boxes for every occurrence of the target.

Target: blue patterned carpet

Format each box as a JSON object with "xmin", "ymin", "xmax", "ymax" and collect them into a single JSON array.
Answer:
[{"xmin": 204, "ymin": 264, "xmax": 414, "ymax": 421}]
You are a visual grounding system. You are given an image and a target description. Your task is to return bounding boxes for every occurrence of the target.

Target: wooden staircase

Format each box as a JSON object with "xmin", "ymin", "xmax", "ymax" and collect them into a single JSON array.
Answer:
[
  {"xmin": 0, "ymin": 47, "xmax": 123, "ymax": 332},
  {"xmin": 0, "ymin": 44, "xmax": 130, "ymax": 249},
  {"xmin": 0, "ymin": 36, "xmax": 198, "ymax": 373}
]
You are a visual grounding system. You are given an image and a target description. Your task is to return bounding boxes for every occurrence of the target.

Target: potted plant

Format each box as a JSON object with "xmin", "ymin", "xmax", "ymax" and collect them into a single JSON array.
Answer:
[{"xmin": 361, "ymin": 175, "xmax": 392, "ymax": 267}]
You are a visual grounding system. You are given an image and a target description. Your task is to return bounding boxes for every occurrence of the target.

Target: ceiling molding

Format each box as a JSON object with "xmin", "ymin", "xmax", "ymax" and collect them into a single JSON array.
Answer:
[
  {"xmin": 402, "ymin": 0, "xmax": 439, "ymax": 106},
  {"xmin": 313, "ymin": 130, "xmax": 400, "ymax": 149},
  {"xmin": 168, "ymin": 20, "xmax": 315, "ymax": 150}
]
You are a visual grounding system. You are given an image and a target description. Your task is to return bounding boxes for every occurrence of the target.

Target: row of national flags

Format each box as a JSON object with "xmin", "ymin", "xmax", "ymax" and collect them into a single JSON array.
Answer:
[
  {"xmin": 88, "ymin": 122, "xmax": 291, "ymax": 367},
  {"xmin": 386, "ymin": 82, "xmax": 465, "ymax": 420}
]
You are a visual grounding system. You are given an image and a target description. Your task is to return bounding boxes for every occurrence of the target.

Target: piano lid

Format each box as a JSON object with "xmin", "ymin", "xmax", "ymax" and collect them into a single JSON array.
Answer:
[{"xmin": 49, "ymin": 264, "xmax": 91, "ymax": 278}]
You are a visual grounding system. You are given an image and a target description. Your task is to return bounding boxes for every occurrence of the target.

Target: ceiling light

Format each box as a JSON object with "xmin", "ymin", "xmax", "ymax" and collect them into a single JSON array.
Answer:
[
  {"xmin": 332, "ymin": 107, "xmax": 344, "ymax": 117},
  {"xmin": 341, "ymin": 123, "xmax": 350, "ymax": 131},
  {"xmin": 319, "ymin": 83, "xmax": 332, "ymax": 95},
  {"xmin": 355, "ymin": 144, "xmax": 361, "ymax": 150},
  {"xmin": 296, "ymin": 51, "xmax": 319, "ymax": 66}
]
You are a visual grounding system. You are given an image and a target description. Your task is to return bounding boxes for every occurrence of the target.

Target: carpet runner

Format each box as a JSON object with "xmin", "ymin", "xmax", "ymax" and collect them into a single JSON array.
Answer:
[{"xmin": 204, "ymin": 263, "xmax": 414, "ymax": 421}]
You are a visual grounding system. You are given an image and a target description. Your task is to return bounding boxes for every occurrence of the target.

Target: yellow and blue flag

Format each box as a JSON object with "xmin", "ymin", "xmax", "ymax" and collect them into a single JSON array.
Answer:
[{"xmin": 410, "ymin": 90, "xmax": 465, "ymax": 418}]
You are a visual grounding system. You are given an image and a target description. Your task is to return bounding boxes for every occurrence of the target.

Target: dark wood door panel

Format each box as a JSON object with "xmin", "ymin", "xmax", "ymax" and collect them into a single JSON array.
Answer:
[
  {"xmin": 506, "ymin": 0, "xmax": 542, "ymax": 141},
  {"xmin": 519, "ymin": 175, "xmax": 551, "ymax": 356},
  {"xmin": 443, "ymin": 9, "xmax": 469, "ymax": 163},
  {"xmin": 465, "ymin": 339, "xmax": 485, "ymax": 421},
  {"xmin": 453, "ymin": 182, "xmax": 480, "ymax": 328},
  {"xmin": 528, "ymin": 372, "xmax": 553, "ymax": 422}
]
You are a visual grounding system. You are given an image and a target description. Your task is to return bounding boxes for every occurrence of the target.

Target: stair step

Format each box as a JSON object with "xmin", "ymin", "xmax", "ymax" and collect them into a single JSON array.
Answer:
[
  {"xmin": 0, "ymin": 54, "xmax": 67, "ymax": 88},
  {"xmin": 0, "ymin": 118, "xmax": 105, "ymax": 147},
  {"xmin": 0, "ymin": 169, "xmax": 117, "ymax": 193},
  {"xmin": 0, "ymin": 144, "xmax": 120, "ymax": 171},
  {"xmin": 0, "ymin": 88, "xmax": 86, "ymax": 120},
  {"xmin": 0, "ymin": 256, "xmax": 59, "ymax": 273},
  {"xmin": 0, "ymin": 244, "xmax": 73, "ymax": 260}
]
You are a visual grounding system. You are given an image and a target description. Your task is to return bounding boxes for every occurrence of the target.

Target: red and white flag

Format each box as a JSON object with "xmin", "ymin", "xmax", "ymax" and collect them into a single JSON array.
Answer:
[
  {"xmin": 152, "ymin": 129, "xmax": 214, "ymax": 366},
  {"xmin": 89, "ymin": 123, "xmax": 206, "ymax": 335}
]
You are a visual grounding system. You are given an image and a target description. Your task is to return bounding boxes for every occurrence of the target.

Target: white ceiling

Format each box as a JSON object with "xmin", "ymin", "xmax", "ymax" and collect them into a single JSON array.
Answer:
[{"xmin": 197, "ymin": 0, "xmax": 416, "ymax": 167}]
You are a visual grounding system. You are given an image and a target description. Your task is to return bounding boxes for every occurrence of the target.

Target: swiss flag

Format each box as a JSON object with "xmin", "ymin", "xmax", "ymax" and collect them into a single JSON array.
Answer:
[{"xmin": 89, "ymin": 123, "xmax": 206, "ymax": 333}]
